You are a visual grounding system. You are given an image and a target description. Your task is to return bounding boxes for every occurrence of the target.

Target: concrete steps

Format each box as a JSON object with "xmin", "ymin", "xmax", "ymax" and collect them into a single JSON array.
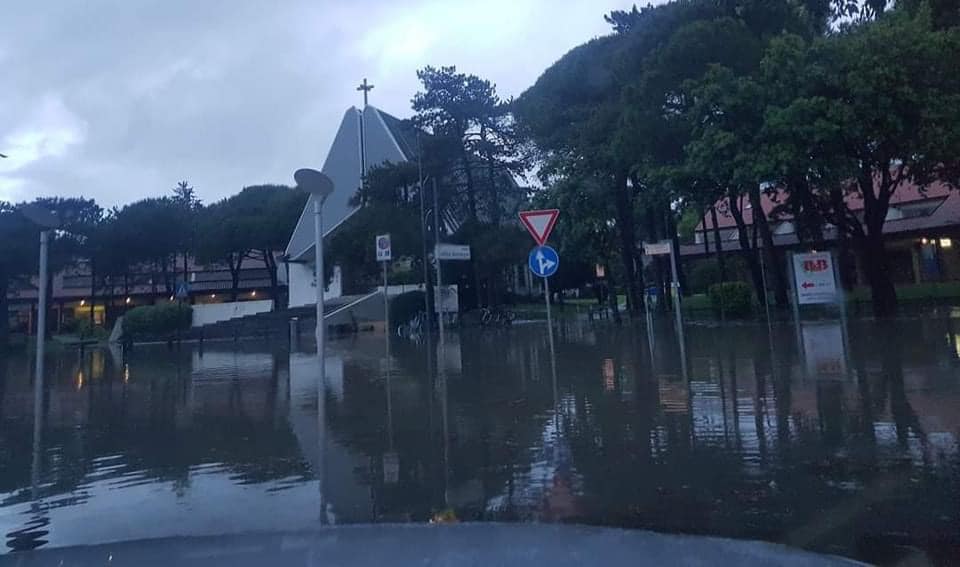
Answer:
[{"xmin": 189, "ymin": 294, "xmax": 380, "ymax": 340}]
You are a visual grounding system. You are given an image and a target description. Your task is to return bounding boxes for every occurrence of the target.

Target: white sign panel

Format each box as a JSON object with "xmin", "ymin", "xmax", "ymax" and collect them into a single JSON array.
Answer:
[
  {"xmin": 643, "ymin": 241, "xmax": 672, "ymax": 256},
  {"xmin": 375, "ymin": 234, "xmax": 392, "ymax": 262},
  {"xmin": 793, "ymin": 252, "xmax": 837, "ymax": 305},
  {"xmin": 434, "ymin": 285, "xmax": 459, "ymax": 313},
  {"xmin": 802, "ymin": 322, "xmax": 846, "ymax": 377},
  {"xmin": 435, "ymin": 243, "xmax": 471, "ymax": 261}
]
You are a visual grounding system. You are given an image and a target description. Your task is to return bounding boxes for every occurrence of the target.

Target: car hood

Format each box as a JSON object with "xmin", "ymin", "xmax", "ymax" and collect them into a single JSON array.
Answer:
[{"xmin": 1, "ymin": 523, "xmax": 864, "ymax": 566}]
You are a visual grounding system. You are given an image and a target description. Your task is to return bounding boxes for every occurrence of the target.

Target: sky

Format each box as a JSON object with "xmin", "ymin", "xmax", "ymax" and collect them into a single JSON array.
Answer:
[{"xmin": 0, "ymin": 1, "xmax": 629, "ymax": 209}]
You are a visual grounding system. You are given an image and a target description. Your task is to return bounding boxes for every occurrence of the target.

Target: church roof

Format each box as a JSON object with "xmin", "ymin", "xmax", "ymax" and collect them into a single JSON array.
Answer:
[{"xmin": 285, "ymin": 105, "xmax": 413, "ymax": 262}]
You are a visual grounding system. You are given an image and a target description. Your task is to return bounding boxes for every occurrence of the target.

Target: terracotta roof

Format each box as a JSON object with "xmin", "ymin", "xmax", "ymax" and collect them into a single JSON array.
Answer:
[{"xmin": 697, "ymin": 179, "xmax": 956, "ymax": 231}]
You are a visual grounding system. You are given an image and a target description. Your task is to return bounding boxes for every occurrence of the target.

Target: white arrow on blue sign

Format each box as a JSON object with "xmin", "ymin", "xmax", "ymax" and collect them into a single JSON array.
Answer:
[
  {"xmin": 175, "ymin": 281, "xmax": 190, "ymax": 299},
  {"xmin": 528, "ymin": 245, "xmax": 559, "ymax": 278}
]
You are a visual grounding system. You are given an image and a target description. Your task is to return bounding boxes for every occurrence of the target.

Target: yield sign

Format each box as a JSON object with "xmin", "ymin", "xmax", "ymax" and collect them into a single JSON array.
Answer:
[{"xmin": 518, "ymin": 209, "xmax": 559, "ymax": 246}]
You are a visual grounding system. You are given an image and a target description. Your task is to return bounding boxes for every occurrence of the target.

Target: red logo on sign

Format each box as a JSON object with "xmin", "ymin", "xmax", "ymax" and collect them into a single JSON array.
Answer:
[{"xmin": 802, "ymin": 259, "xmax": 828, "ymax": 272}]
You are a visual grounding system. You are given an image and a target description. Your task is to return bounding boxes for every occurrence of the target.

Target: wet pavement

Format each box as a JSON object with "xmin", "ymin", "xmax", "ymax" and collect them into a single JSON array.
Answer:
[{"xmin": 1, "ymin": 314, "xmax": 959, "ymax": 564}]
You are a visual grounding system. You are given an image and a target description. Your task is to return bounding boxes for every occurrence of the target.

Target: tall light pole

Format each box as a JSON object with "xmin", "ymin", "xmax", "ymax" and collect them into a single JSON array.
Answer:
[
  {"xmin": 22, "ymin": 205, "xmax": 60, "ymax": 384},
  {"xmin": 294, "ymin": 169, "xmax": 335, "ymax": 354}
]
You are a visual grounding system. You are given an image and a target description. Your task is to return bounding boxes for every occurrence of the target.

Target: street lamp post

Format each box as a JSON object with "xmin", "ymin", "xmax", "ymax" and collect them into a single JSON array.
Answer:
[
  {"xmin": 21, "ymin": 205, "xmax": 60, "ymax": 384},
  {"xmin": 294, "ymin": 169, "xmax": 335, "ymax": 354}
]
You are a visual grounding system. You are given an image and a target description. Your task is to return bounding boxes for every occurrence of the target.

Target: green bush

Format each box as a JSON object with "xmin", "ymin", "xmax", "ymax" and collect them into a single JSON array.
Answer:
[
  {"xmin": 60, "ymin": 317, "xmax": 105, "ymax": 340},
  {"xmin": 124, "ymin": 303, "xmax": 192, "ymax": 339},
  {"xmin": 708, "ymin": 282, "xmax": 754, "ymax": 318},
  {"xmin": 687, "ymin": 256, "xmax": 750, "ymax": 294},
  {"xmin": 389, "ymin": 291, "xmax": 426, "ymax": 330}
]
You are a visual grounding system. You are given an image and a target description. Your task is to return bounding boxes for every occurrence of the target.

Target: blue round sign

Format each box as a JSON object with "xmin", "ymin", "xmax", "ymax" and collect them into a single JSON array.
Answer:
[{"xmin": 528, "ymin": 245, "xmax": 559, "ymax": 278}]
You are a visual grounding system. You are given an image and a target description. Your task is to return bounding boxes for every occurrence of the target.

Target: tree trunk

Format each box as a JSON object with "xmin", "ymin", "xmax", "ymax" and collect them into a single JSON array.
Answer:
[
  {"xmin": 605, "ymin": 262, "xmax": 622, "ymax": 324},
  {"xmin": 709, "ymin": 205, "xmax": 726, "ymax": 281},
  {"xmin": 89, "ymin": 260, "xmax": 97, "ymax": 327},
  {"xmin": 645, "ymin": 205, "xmax": 667, "ymax": 307},
  {"xmin": 262, "ymin": 250, "xmax": 279, "ymax": 311},
  {"xmin": 667, "ymin": 213, "xmax": 687, "ymax": 296},
  {"xmin": 228, "ymin": 253, "xmax": 244, "ymax": 302},
  {"xmin": 160, "ymin": 256, "xmax": 173, "ymax": 295},
  {"xmin": 461, "ymin": 153, "xmax": 477, "ymax": 223},
  {"xmin": 482, "ymin": 124, "xmax": 501, "ymax": 227},
  {"xmin": 857, "ymin": 166, "xmax": 898, "ymax": 317},
  {"xmin": 0, "ymin": 270, "xmax": 9, "ymax": 350},
  {"xmin": 748, "ymin": 186, "xmax": 788, "ymax": 307},
  {"xmin": 860, "ymin": 233, "xmax": 898, "ymax": 317},
  {"xmin": 728, "ymin": 194, "xmax": 767, "ymax": 306},
  {"xmin": 613, "ymin": 171, "xmax": 640, "ymax": 314}
]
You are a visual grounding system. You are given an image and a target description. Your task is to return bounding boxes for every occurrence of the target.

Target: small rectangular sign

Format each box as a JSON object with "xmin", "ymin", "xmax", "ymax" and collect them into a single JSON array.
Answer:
[
  {"xmin": 435, "ymin": 243, "xmax": 471, "ymax": 261},
  {"xmin": 434, "ymin": 285, "xmax": 459, "ymax": 313},
  {"xmin": 375, "ymin": 234, "xmax": 391, "ymax": 262},
  {"xmin": 642, "ymin": 241, "xmax": 672, "ymax": 256},
  {"xmin": 793, "ymin": 252, "xmax": 838, "ymax": 305}
]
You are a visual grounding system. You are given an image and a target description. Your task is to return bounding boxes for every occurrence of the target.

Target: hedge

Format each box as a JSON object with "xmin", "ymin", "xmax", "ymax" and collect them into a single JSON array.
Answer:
[
  {"xmin": 708, "ymin": 281, "xmax": 754, "ymax": 318},
  {"xmin": 124, "ymin": 303, "xmax": 192, "ymax": 339},
  {"xmin": 389, "ymin": 291, "xmax": 426, "ymax": 331}
]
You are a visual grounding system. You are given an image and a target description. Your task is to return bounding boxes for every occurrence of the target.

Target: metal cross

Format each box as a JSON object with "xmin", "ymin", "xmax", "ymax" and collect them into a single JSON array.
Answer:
[{"xmin": 357, "ymin": 78, "xmax": 374, "ymax": 107}]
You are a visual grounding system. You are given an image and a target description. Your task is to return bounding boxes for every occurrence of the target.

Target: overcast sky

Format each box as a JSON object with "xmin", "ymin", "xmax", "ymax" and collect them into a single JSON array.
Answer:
[{"xmin": 0, "ymin": 1, "xmax": 630, "ymax": 209}]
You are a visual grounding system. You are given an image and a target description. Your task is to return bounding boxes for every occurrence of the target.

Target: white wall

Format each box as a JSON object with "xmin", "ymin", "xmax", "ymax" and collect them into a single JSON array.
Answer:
[
  {"xmin": 191, "ymin": 299, "xmax": 274, "ymax": 327},
  {"xmin": 288, "ymin": 263, "xmax": 342, "ymax": 308},
  {"xmin": 374, "ymin": 283, "xmax": 459, "ymax": 313}
]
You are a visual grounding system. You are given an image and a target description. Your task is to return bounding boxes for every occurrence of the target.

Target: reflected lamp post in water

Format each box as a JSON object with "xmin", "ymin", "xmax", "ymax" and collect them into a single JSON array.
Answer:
[
  {"xmin": 22, "ymin": 204, "xmax": 58, "ymax": 527},
  {"xmin": 293, "ymin": 169, "xmax": 334, "ymax": 355}
]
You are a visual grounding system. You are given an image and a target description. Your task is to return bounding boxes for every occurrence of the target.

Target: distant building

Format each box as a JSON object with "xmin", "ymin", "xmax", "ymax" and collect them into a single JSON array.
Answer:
[
  {"xmin": 7, "ymin": 254, "xmax": 283, "ymax": 334},
  {"xmin": 681, "ymin": 179, "xmax": 960, "ymax": 286}
]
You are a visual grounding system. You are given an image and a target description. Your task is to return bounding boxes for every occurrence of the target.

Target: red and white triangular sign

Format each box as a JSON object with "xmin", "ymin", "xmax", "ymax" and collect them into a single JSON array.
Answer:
[{"xmin": 518, "ymin": 209, "xmax": 559, "ymax": 246}]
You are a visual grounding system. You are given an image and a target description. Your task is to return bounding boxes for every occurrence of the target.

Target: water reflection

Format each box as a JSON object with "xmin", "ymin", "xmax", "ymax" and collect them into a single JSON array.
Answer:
[{"xmin": 0, "ymin": 316, "xmax": 958, "ymax": 563}]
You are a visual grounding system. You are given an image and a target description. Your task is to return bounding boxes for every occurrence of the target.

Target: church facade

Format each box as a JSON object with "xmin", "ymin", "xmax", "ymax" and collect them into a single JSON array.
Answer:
[{"xmin": 284, "ymin": 104, "xmax": 417, "ymax": 308}]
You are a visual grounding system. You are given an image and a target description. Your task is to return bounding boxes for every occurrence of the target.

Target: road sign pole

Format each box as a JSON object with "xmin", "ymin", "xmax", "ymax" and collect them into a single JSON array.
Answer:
[
  {"xmin": 832, "ymin": 249, "xmax": 851, "ymax": 378},
  {"xmin": 383, "ymin": 260, "xmax": 389, "ymax": 336},
  {"xmin": 433, "ymin": 179, "xmax": 445, "ymax": 343},
  {"xmin": 788, "ymin": 251, "xmax": 805, "ymax": 376},
  {"xmin": 668, "ymin": 242, "xmax": 687, "ymax": 380},
  {"xmin": 35, "ymin": 230, "xmax": 49, "ymax": 390},
  {"xmin": 544, "ymin": 274, "xmax": 556, "ymax": 374}
]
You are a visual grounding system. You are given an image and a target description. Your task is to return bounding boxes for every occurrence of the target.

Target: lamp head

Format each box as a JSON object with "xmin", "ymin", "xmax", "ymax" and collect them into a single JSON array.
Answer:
[
  {"xmin": 294, "ymin": 168, "xmax": 334, "ymax": 202},
  {"xmin": 21, "ymin": 204, "xmax": 60, "ymax": 229}
]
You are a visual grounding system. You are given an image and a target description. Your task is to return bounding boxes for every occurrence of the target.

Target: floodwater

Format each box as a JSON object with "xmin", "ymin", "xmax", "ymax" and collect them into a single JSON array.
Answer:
[{"xmin": 1, "ymin": 314, "xmax": 959, "ymax": 564}]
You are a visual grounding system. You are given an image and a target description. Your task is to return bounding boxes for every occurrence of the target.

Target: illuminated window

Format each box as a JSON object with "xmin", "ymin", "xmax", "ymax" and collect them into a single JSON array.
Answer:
[{"xmin": 940, "ymin": 238, "xmax": 952, "ymax": 249}]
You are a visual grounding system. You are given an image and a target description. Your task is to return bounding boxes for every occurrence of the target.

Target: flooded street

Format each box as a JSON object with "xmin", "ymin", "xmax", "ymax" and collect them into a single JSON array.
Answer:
[{"xmin": 2, "ymin": 315, "xmax": 959, "ymax": 563}]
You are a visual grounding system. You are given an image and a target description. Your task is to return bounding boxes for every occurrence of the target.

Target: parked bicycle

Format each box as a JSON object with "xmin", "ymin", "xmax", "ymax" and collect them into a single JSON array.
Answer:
[
  {"xmin": 397, "ymin": 310, "xmax": 427, "ymax": 339},
  {"xmin": 479, "ymin": 307, "xmax": 516, "ymax": 327}
]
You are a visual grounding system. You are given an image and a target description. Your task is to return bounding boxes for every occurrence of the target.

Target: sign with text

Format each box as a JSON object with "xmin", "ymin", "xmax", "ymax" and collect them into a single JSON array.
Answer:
[
  {"xmin": 435, "ymin": 243, "xmax": 471, "ymax": 261},
  {"xmin": 375, "ymin": 234, "xmax": 392, "ymax": 262},
  {"xmin": 792, "ymin": 252, "xmax": 838, "ymax": 305},
  {"xmin": 519, "ymin": 209, "xmax": 559, "ymax": 245},
  {"xmin": 642, "ymin": 241, "xmax": 672, "ymax": 256}
]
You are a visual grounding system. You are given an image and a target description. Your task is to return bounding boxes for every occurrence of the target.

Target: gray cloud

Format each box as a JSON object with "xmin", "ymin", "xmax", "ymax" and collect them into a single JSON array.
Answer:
[{"xmin": 0, "ymin": 0, "xmax": 628, "ymax": 208}]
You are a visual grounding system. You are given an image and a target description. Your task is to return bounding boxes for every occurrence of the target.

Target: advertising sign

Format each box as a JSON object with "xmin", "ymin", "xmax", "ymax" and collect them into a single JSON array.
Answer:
[{"xmin": 792, "ymin": 252, "xmax": 838, "ymax": 305}]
